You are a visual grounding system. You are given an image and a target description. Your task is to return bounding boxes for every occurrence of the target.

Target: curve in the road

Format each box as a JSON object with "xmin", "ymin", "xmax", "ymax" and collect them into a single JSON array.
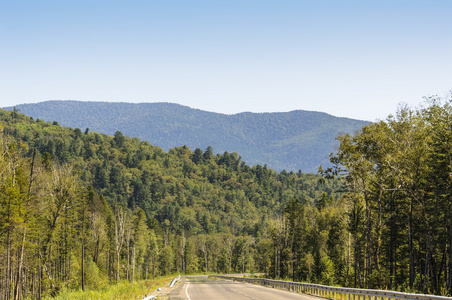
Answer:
[{"xmin": 170, "ymin": 276, "xmax": 321, "ymax": 300}]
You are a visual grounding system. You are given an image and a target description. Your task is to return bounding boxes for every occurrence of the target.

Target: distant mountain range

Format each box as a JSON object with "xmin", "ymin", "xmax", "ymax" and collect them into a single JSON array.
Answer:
[{"xmin": 3, "ymin": 101, "xmax": 368, "ymax": 172}]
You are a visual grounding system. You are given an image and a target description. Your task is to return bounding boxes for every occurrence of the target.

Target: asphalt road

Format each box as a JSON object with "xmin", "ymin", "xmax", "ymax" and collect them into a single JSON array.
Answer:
[{"xmin": 169, "ymin": 276, "xmax": 319, "ymax": 300}]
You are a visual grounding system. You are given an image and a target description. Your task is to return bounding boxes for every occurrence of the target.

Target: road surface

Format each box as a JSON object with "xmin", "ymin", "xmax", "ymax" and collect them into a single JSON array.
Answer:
[{"xmin": 169, "ymin": 276, "xmax": 319, "ymax": 300}]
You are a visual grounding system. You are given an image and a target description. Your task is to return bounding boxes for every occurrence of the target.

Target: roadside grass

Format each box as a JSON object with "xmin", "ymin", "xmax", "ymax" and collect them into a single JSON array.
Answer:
[{"xmin": 43, "ymin": 275, "xmax": 175, "ymax": 300}]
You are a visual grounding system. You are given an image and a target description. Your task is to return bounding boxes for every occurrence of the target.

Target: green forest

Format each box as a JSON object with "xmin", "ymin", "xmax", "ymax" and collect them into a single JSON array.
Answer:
[
  {"xmin": 1, "ymin": 96, "xmax": 452, "ymax": 299},
  {"xmin": 5, "ymin": 101, "xmax": 367, "ymax": 172}
]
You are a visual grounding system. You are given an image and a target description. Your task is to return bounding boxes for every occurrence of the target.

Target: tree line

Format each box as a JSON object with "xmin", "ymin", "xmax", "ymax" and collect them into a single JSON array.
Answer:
[{"xmin": 321, "ymin": 96, "xmax": 452, "ymax": 294}]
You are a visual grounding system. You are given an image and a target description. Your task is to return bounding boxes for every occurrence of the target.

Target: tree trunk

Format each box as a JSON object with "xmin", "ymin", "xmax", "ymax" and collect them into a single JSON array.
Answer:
[
  {"xmin": 354, "ymin": 237, "xmax": 358, "ymax": 288},
  {"xmin": 6, "ymin": 220, "xmax": 12, "ymax": 300},
  {"xmin": 204, "ymin": 250, "xmax": 208, "ymax": 273},
  {"xmin": 117, "ymin": 252, "xmax": 120, "ymax": 282},
  {"xmin": 14, "ymin": 227, "xmax": 26, "ymax": 300},
  {"xmin": 81, "ymin": 240, "xmax": 85, "ymax": 291},
  {"xmin": 409, "ymin": 200, "xmax": 415, "ymax": 289},
  {"xmin": 126, "ymin": 242, "xmax": 130, "ymax": 282},
  {"xmin": 152, "ymin": 257, "xmax": 156, "ymax": 279},
  {"xmin": 449, "ymin": 218, "xmax": 452, "ymax": 296},
  {"xmin": 132, "ymin": 245, "xmax": 135, "ymax": 283}
]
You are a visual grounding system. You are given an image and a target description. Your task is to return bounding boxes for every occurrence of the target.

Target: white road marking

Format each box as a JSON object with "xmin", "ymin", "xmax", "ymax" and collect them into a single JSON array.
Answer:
[{"xmin": 185, "ymin": 282, "xmax": 191, "ymax": 300}]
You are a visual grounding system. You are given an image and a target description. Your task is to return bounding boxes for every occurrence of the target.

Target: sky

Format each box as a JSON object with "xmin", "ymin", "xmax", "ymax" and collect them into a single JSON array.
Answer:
[{"xmin": 1, "ymin": 0, "xmax": 451, "ymax": 122}]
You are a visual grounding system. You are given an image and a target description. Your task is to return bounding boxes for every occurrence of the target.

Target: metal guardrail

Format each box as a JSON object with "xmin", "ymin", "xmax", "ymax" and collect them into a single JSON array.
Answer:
[
  {"xmin": 143, "ymin": 275, "xmax": 181, "ymax": 300},
  {"xmin": 169, "ymin": 274, "xmax": 181, "ymax": 288},
  {"xmin": 211, "ymin": 275, "xmax": 452, "ymax": 300}
]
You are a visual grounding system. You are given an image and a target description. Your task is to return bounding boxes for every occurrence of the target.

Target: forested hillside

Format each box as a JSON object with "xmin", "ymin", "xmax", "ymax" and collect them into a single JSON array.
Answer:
[
  {"xmin": 0, "ymin": 108, "xmax": 342, "ymax": 299},
  {"xmin": 2, "ymin": 96, "xmax": 452, "ymax": 300},
  {"xmin": 3, "ymin": 101, "xmax": 368, "ymax": 172}
]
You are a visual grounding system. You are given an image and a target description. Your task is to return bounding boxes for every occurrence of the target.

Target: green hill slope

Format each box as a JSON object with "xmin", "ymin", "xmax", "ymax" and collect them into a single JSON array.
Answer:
[
  {"xmin": 4, "ymin": 101, "xmax": 368, "ymax": 172},
  {"xmin": 0, "ymin": 108, "xmax": 339, "ymax": 234},
  {"xmin": 0, "ymin": 106, "xmax": 346, "ymax": 298}
]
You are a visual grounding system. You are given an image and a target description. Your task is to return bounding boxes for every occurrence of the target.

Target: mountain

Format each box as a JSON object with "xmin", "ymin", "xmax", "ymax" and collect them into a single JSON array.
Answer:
[{"xmin": 3, "ymin": 100, "xmax": 368, "ymax": 172}]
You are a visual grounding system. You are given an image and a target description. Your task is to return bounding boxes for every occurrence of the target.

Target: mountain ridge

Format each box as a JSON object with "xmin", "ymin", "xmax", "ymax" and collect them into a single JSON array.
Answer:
[{"xmin": 3, "ymin": 100, "xmax": 368, "ymax": 172}]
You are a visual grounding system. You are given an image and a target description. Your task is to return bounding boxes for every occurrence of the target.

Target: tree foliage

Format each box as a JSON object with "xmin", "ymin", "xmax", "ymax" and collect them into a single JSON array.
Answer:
[{"xmin": 324, "ymin": 96, "xmax": 452, "ymax": 294}]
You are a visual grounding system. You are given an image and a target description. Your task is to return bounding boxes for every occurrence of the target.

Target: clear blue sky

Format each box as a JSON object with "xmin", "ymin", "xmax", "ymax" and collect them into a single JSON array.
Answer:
[{"xmin": 1, "ymin": 0, "xmax": 451, "ymax": 121}]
